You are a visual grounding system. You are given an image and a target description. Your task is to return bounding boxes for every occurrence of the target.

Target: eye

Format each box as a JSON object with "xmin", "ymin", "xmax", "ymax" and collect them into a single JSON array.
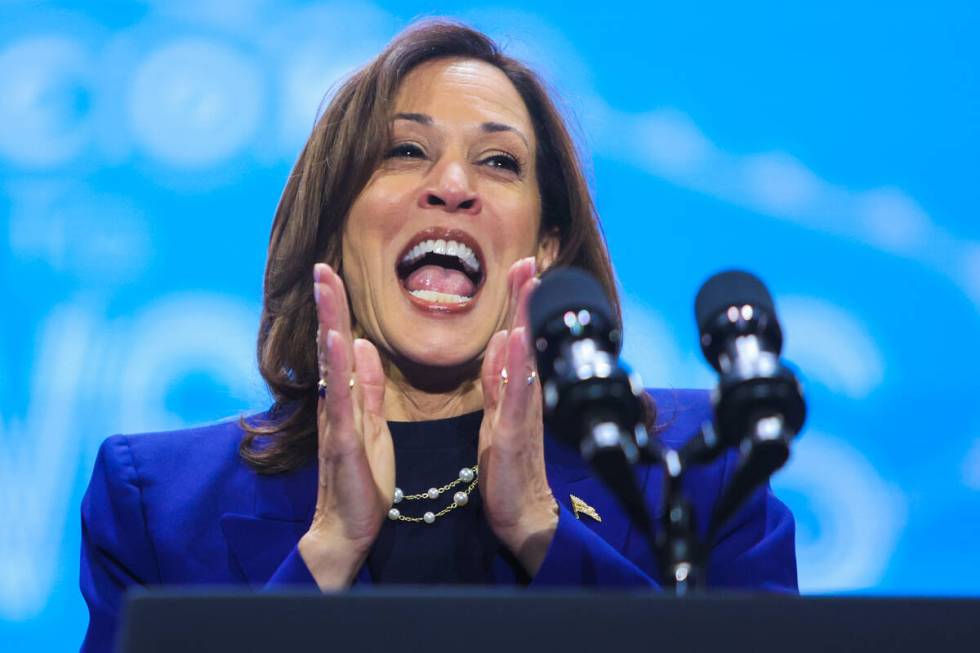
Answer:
[
  {"xmin": 481, "ymin": 153, "xmax": 522, "ymax": 175},
  {"xmin": 386, "ymin": 142, "xmax": 426, "ymax": 159}
]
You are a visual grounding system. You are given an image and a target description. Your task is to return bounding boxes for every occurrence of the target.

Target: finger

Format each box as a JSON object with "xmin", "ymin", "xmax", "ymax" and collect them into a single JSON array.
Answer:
[
  {"xmin": 480, "ymin": 329, "xmax": 509, "ymax": 411},
  {"xmin": 499, "ymin": 326, "xmax": 535, "ymax": 429},
  {"xmin": 320, "ymin": 329, "xmax": 360, "ymax": 455},
  {"xmin": 353, "ymin": 338, "xmax": 386, "ymax": 422},
  {"xmin": 313, "ymin": 275, "xmax": 347, "ymax": 345},
  {"xmin": 314, "ymin": 263, "xmax": 354, "ymax": 344},
  {"xmin": 505, "ymin": 257, "xmax": 536, "ymax": 327},
  {"xmin": 511, "ymin": 273, "xmax": 540, "ymax": 334},
  {"xmin": 315, "ymin": 324, "xmax": 328, "ymax": 381},
  {"xmin": 314, "ymin": 267, "xmax": 357, "ymax": 419},
  {"xmin": 314, "ymin": 282, "xmax": 351, "ymax": 417}
]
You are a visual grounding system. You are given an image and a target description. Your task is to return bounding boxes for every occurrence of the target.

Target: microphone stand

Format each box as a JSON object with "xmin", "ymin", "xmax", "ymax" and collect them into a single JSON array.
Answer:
[
  {"xmin": 704, "ymin": 415, "xmax": 792, "ymax": 547},
  {"xmin": 639, "ymin": 424, "xmax": 716, "ymax": 595},
  {"xmin": 640, "ymin": 415, "xmax": 794, "ymax": 595},
  {"xmin": 654, "ymin": 443, "xmax": 702, "ymax": 594}
]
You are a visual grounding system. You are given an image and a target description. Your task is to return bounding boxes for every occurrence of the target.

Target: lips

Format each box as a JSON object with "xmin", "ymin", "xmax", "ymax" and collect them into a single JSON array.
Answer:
[{"xmin": 395, "ymin": 227, "xmax": 486, "ymax": 311}]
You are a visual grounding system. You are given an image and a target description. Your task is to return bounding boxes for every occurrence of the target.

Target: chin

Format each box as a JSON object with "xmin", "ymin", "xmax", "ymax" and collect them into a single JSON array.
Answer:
[{"xmin": 394, "ymin": 332, "xmax": 487, "ymax": 371}]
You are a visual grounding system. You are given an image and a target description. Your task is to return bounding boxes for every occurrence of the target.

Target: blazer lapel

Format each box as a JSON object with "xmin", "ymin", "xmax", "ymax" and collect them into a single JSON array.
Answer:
[
  {"xmin": 544, "ymin": 434, "xmax": 661, "ymax": 557},
  {"xmin": 220, "ymin": 513, "xmax": 309, "ymax": 588},
  {"xmin": 220, "ymin": 461, "xmax": 356, "ymax": 588}
]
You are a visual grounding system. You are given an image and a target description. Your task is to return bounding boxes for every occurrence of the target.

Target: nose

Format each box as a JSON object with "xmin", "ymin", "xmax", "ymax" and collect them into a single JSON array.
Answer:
[{"xmin": 418, "ymin": 160, "xmax": 481, "ymax": 214}]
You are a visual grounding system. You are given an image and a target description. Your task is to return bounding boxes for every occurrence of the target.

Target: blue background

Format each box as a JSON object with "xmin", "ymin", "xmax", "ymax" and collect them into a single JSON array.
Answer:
[{"xmin": 2, "ymin": 1, "xmax": 978, "ymax": 649}]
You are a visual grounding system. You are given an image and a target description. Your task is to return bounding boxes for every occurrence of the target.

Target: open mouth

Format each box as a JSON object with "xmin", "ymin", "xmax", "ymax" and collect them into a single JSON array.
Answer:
[{"xmin": 395, "ymin": 227, "xmax": 486, "ymax": 310}]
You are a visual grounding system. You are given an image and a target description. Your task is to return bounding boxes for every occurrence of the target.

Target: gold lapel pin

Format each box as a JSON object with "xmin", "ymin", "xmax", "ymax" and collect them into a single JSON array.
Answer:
[{"xmin": 569, "ymin": 494, "xmax": 602, "ymax": 522}]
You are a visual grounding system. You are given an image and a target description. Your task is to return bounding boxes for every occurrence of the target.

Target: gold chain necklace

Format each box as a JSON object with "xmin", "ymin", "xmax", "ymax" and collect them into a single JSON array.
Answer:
[{"xmin": 387, "ymin": 466, "xmax": 478, "ymax": 524}]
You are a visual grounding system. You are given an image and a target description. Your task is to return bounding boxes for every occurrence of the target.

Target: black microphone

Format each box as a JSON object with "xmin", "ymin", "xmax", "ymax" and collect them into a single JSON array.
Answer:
[
  {"xmin": 529, "ymin": 267, "xmax": 652, "ymax": 534},
  {"xmin": 693, "ymin": 270, "xmax": 806, "ymax": 536}
]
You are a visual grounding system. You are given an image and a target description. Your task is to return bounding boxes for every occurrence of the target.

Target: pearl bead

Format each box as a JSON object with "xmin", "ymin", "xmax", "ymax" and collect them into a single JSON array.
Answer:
[
  {"xmin": 459, "ymin": 467, "xmax": 475, "ymax": 483},
  {"xmin": 388, "ymin": 508, "xmax": 400, "ymax": 520},
  {"xmin": 426, "ymin": 487, "xmax": 440, "ymax": 500},
  {"xmin": 423, "ymin": 511, "xmax": 435, "ymax": 524},
  {"xmin": 393, "ymin": 488, "xmax": 403, "ymax": 504},
  {"xmin": 453, "ymin": 491, "xmax": 468, "ymax": 506}
]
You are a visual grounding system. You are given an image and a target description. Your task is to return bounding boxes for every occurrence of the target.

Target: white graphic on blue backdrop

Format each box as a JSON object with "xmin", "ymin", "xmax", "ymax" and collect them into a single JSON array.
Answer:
[
  {"xmin": 584, "ymin": 99, "xmax": 980, "ymax": 312},
  {"xmin": 1, "ymin": 305, "xmax": 94, "ymax": 621},
  {"xmin": 0, "ymin": 295, "xmax": 263, "ymax": 620},
  {"xmin": 128, "ymin": 39, "xmax": 264, "ymax": 167},
  {"xmin": 2, "ymin": 1, "xmax": 978, "ymax": 648},
  {"xmin": 777, "ymin": 431, "xmax": 906, "ymax": 592},
  {"xmin": 0, "ymin": 35, "xmax": 95, "ymax": 167}
]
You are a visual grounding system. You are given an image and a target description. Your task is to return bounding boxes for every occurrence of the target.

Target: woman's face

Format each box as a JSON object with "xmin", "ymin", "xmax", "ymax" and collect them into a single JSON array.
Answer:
[{"xmin": 342, "ymin": 57, "xmax": 555, "ymax": 372}]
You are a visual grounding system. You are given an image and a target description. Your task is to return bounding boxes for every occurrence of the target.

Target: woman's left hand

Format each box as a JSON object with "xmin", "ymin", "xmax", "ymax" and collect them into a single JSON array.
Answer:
[{"xmin": 478, "ymin": 257, "xmax": 559, "ymax": 577}]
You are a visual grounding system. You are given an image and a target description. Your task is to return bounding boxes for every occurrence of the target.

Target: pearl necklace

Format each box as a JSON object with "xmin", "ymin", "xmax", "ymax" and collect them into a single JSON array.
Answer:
[{"xmin": 387, "ymin": 466, "xmax": 478, "ymax": 524}]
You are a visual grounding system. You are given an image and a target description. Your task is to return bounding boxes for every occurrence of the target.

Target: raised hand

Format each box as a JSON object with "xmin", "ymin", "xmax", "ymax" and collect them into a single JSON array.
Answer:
[
  {"xmin": 298, "ymin": 263, "xmax": 395, "ymax": 589},
  {"xmin": 478, "ymin": 257, "xmax": 559, "ymax": 576}
]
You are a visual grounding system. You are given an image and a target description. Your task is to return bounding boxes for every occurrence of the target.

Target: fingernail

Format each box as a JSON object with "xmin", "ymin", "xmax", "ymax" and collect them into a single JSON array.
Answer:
[
  {"xmin": 325, "ymin": 329, "xmax": 339, "ymax": 354},
  {"xmin": 313, "ymin": 263, "xmax": 327, "ymax": 283},
  {"xmin": 313, "ymin": 282, "xmax": 322, "ymax": 305},
  {"xmin": 515, "ymin": 326, "xmax": 532, "ymax": 351},
  {"xmin": 492, "ymin": 329, "xmax": 508, "ymax": 348}
]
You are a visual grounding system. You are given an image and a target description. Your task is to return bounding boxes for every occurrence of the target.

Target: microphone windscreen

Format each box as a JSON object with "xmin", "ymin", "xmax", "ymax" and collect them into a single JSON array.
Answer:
[
  {"xmin": 529, "ymin": 267, "xmax": 614, "ymax": 339},
  {"xmin": 694, "ymin": 270, "xmax": 775, "ymax": 334}
]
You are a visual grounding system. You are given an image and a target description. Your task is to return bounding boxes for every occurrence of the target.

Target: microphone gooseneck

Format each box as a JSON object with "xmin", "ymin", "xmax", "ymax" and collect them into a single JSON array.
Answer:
[
  {"xmin": 693, "ymin": 270, "xmax": 806, "ymax": 541},
  {"xmin": 529, "ymin": 267, "xmax": 653, "ymax": 538}
]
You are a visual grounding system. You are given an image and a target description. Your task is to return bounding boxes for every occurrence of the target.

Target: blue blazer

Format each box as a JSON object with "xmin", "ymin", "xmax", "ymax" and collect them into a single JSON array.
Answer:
[{"xmin": 80, "ymin": 389, "xmax": 797, "ymax": 651}]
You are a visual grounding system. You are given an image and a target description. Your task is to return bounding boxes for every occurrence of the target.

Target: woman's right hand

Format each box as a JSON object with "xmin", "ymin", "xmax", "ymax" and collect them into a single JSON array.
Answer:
[{"xmin": 298, "ymin": 262, "xmax": 395, "ymax": 590}]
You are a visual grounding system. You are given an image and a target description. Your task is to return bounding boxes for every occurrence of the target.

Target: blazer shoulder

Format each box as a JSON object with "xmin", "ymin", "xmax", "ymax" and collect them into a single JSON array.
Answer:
[{"xmin": 99, "ymin": 412, "xmax": 271, "ymax": 492}]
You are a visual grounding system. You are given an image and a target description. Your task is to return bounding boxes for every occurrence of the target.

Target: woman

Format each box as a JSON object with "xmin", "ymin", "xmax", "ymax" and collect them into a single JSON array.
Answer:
[{"xmin": 80, "ymin": 20, "xmax": 796, "ymax": 651}]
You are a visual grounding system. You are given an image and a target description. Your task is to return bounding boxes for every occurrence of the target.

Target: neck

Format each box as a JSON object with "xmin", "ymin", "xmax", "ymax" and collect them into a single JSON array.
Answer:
[{"xmin": 381, "ymin": 355, "xmax": 484, "ymax": 421}]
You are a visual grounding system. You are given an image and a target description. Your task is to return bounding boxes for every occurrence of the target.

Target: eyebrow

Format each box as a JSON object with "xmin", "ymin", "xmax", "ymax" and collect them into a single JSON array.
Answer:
[
  {"xmin": 481, "ymin": 121, "xmax": 530, "ymax": 148},
  {"xmin": 392, "ymin": 113, "xmax": 530, "ymax": 149},
  {"xmin": 393, "ymin": 112, "xmax": 432, "ymax": 125}
]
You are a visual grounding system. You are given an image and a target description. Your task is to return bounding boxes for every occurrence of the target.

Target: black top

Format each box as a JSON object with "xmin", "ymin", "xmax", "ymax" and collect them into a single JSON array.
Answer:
[{"xmin": 367, "ymin": 411, "xmax": 522, "ymax": 584}]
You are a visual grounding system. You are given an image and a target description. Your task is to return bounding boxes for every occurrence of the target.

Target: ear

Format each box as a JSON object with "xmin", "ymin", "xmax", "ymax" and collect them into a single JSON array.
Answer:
[{"xmin": 535, "ymin": 227, "xmax": 560, "ymax": 275}]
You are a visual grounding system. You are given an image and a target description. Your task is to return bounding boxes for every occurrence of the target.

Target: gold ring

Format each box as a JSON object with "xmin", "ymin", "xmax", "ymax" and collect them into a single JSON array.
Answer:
[
  {"xmin": 317, "ymin": 379, "xmax": 328, "ymax": 398},
  {"xmin": 500, "ymin": 368, "xmax": 509, "ymax": 385},
  {"xmin": 526, "ymin": 370, "xmax": 537, "ymax": 386}
]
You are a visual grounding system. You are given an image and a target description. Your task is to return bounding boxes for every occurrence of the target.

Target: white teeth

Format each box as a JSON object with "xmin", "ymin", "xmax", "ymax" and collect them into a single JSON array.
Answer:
[
  {"xmin": 409, "ymin": 289, "xmax": 472, "ymax": 304},
  {"xmin": 460, "ymin": 250, "xmax": 479, "ymax": 274},
  {"xmin": 400, "ymin": 238, "xmax": 481, "ymax": 274}
]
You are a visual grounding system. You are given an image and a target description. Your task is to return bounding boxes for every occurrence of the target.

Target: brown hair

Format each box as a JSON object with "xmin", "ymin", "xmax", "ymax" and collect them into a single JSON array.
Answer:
[{"xmin": 241, "ymin": 19, "xmax": 646, "ymax": 473}]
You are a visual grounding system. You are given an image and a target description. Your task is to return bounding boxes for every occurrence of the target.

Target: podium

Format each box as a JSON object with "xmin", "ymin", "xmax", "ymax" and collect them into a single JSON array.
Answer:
[{"xmin": 120, "ymin": 589, "xmax": 980, "ymax": 652}]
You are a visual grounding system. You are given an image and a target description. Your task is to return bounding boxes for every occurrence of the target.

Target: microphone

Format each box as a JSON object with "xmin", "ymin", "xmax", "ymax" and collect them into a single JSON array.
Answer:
[
  {"xmin": 693, "ymin": 270, "xmax": 806, "ymax": 535},
  {"xmin": 529, "ymin": 267, "xmax": 652, "ymax": 534}
]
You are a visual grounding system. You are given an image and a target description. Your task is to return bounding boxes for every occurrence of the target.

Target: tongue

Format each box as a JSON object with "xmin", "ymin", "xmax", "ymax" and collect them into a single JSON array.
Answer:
[{"xmin": 404, "ymin": 265, "xmax": 476, "ymax": 297}]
